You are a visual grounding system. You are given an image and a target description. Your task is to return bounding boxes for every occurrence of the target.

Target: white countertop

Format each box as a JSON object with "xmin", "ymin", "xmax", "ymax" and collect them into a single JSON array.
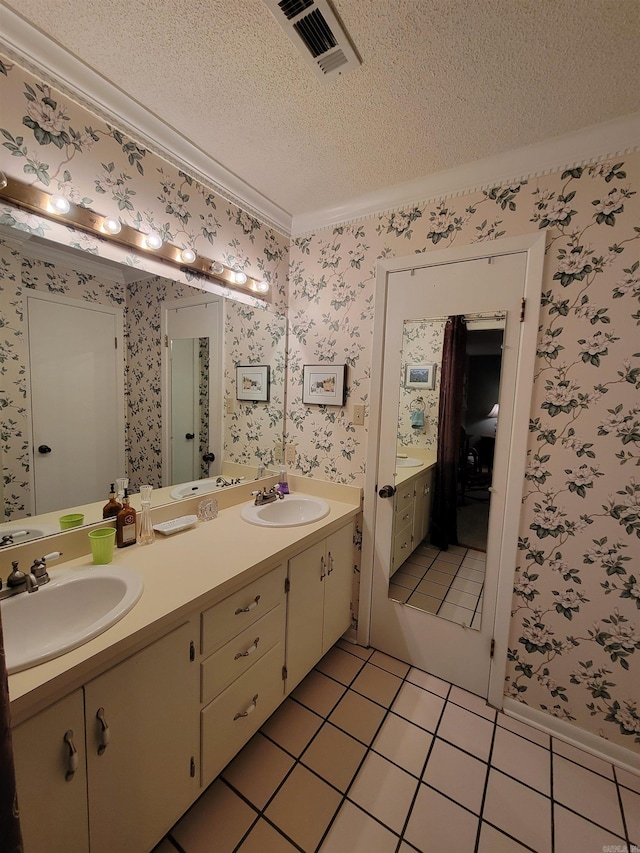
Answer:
[
  {"xmin": 394, "ymin": 449, "xmax": 437, "ymax": 486},
  {"xmin": 7, "ymin": 482, "xmax": 361, "ymax": 723}
]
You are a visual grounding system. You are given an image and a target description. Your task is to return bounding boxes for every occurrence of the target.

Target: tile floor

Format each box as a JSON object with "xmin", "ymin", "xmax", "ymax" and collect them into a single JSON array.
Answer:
[
  {"xmin": 389, "ymin": 544, "xmax": 485, "ymax": 629},
  {"xmin": 157, "ymin": 640, "xmax": 640, "ymax": 853}
]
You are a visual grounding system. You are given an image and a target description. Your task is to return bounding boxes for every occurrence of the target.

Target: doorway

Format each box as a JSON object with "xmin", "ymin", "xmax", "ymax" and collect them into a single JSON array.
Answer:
[{"xmin": 361, "ymin": 234, "xmax": 545, "ymax": 703}]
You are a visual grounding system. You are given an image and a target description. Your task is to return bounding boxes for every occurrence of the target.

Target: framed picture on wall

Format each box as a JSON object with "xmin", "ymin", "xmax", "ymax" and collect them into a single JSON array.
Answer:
[
  {"xmin": 405, "ymin": 363, "xmax": 436, "ymax": 390},
  {"xmin": 302, "ymin": 364, "xmax": 347, "ymax": 406},
  {"xmin": 236, "ymin": 365, "xmax": 270, "ymax": 402}
]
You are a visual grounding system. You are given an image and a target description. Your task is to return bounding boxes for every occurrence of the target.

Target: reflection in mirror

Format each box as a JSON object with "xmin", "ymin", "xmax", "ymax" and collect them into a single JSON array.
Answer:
[
  {"xmin": 170, "ymin": 337, "xmax": 210, "ymax": 485},
  {"xmin": 0, "ymin": 231, "xmax": 285, "ymax": 541},
  {"xmin": 388, "ymin": 314, "xmax": 505, "ymax": 631}
]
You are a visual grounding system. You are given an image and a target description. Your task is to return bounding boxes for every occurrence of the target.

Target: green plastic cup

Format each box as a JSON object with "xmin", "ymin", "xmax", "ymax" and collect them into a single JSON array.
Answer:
[
  {"xmin": 89, "ymin": 527, "xmax": 116, "ymax": 564},
  {"xmin": 59, "ymin": 513, "xmax": 84, "ymax": 530}
]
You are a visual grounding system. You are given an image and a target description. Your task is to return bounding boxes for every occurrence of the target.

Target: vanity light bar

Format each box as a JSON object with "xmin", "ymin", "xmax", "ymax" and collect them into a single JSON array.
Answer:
[{"xmin": 0, "ymin": 175, "xmax": 271, "ymax": 301}]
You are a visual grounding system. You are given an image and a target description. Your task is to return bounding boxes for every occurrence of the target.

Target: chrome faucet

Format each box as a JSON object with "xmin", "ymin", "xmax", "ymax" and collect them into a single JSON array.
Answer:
[
  {"xmin": 253, "ymin": 486, "xmax": 284, "ymax": 506},
  {"xmin": 0, "ymin": 552, "xmax": 62, "ymax": 600}
]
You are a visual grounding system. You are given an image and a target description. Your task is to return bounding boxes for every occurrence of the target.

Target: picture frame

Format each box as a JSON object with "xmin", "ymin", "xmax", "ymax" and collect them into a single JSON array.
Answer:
[
  {"xmin": 302, "ymin": 364, "xmax": 346, "ymax": 406},
  {"xmin": 405, "ymin": 363, "xmax": 436, "ymax": 390},
  {"xmin": 236, "ymin": 365, "xmax": 270, "ymax": 402}
]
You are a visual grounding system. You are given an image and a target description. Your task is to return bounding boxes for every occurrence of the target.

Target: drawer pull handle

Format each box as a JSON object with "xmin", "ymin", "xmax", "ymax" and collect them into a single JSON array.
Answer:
[
  {"xmin": 64, "ymin": 730, "xmax": 78, "ymax": 781},
  {"xmin": 327, "ymin": 552, "xmax": 334, "ymax": 575},
  {"xmin": 235, "ymin": 595, "xmax": 260, "ymax": 615},
  {"xmin": 401, "ymin": 543, "xmax": 408, "ymax": 550},
  {"xmin": 96, "ymin": 707, "xmax": 110, "ymax": 755},
  {"xmin": 234, "ymin": 637, "xmax": 260, "ymax": 660},
  {"xmin": 234, "ymin": 694, "xmax": 258, "ymax": 720},
  {"xmin": 320, "ymin": 555, "xmax": 326, "ymax": 580}
]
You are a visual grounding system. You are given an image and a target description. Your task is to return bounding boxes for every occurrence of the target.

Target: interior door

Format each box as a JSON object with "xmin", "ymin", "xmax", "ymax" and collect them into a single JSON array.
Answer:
[
  {"xmin": 27, "ymin": 294, "xmax": 124, "ymax": 514},
  {"xmin": 170, "ymin": 337, "xmax": 200, "ymax": 483},
  {"xmin": 370, "ymin": 251, "xmax": 530, "ymax": 698}
]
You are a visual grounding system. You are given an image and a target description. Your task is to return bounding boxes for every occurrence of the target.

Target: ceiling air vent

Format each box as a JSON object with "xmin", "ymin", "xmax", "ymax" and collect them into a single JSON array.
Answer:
[{"xmin": 264, "ymin": 0, "xmax": 361, "ymax": 82}]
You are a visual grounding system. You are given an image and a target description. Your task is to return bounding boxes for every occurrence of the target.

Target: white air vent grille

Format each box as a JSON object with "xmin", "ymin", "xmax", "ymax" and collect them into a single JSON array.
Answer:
[{"xmin": 264, "ymin": 0, "xmax": 361, "ymax": 82}]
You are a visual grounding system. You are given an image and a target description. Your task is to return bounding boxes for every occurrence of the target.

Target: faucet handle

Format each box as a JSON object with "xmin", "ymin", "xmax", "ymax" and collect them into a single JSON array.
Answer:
[{"xmin": 6, "ymin": 560, "xmax": 26, "ymax": 587}]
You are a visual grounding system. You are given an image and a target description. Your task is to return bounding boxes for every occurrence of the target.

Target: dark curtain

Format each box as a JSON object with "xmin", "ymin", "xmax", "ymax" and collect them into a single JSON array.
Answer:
[
  {"xmin": 0, "ymin": 609, "xmax": 22, "ymax": 853},
  {"xmin": 431, "ymin": 315, "xmax": 467, "ymax": 550}
]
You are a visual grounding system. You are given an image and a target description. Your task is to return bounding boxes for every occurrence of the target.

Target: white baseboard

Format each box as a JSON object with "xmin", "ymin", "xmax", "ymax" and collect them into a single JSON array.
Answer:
[{"xmin": 502, "ymin": 698, "xmax": 640, "ymax": 777}]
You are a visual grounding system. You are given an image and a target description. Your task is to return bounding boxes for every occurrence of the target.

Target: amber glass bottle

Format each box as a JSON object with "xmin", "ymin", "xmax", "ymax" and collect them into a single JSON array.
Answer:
[
  {"xmin": 103, "ymin": 483, "xmax": 122, "ymax": 519},
  {"xmin": 116, "ymin": 489, "xmax": 137, "ymax": 548}
]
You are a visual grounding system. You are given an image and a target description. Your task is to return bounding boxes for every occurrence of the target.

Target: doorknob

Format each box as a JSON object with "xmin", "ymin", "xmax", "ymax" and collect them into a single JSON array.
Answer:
[
  {"xmin": 185, "ymin": 433, "xmax": 195, "ymax": 440},
  {"xmin": 37, "ymin": 444, "xmax": 52, "ymax": 454},
  {"xmin": 202, "ymin": 452, "xmax": 215, "ymax": 463},
  {"xmin": 378, "ymin": 485, "xmax": 396, "ymax": 498}
]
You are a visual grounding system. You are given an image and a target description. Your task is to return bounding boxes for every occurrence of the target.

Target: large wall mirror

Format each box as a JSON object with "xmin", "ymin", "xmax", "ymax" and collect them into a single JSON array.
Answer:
[{"xmin": 0, "ymin": 228, "xmax": 285, "ymax": 543}]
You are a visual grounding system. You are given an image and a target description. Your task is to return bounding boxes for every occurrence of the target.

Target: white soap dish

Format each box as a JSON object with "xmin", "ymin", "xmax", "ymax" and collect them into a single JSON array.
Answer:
[{"xmin": 153, "ymin": 515, "xmax": 198, "ymax": 536}]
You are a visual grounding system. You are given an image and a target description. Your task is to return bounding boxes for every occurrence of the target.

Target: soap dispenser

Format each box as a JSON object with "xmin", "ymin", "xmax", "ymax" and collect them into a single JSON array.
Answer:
[
  {"xmin": 278, "ymin": 466, "xmax": 289, "ymax": 495},
  {"xmin": 116, "ymin": 489, "xmax": 137, "ymax": 548},
  {"xmin": 103, "ymin": 483, "xmax": 122, "ymax": 519}
]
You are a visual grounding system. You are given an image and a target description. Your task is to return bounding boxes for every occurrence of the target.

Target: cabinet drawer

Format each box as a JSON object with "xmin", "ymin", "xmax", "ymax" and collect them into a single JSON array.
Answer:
[
  {"xmin": 201, "ymin": 563, "xmax": 285, "ymax": 655},
  {"xmin": 395, "ymin": 503, "xmax": 413, "ymax": 528},
  {"xmin": 201, "ymin": 603, "xmax": 285, "ymax": 704},
  {"xmin": 201, "ymin": 642, "xmax": 284, "ymax": 785},
  {"xmin": 392, "ymin": 522, "xmax": 413, "ymax": 570},
  {"xmin": 394, "ymin": 483, "xmax": 414, "ymax": 514}
]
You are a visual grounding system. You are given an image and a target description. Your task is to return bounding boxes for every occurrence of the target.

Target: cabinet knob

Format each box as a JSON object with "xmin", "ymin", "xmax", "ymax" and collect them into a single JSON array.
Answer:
[
  {"xmin": 234, "ymin": 638, "xmax": 260, "ymax": 660},
  {"xmin": 64, "ymin": 730, "xmax": 78, "ymax": 781},
  {"xmin": 234, "ymin": 694, "xmax": 258, "ymax": 720},
  {"xmin": 96, "ymin": 707, "xmax": 110, "ymax": 755}
]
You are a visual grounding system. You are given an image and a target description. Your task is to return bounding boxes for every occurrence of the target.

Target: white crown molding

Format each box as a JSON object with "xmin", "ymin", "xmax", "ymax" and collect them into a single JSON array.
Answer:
[
  {"xmin": 0, "ymin": 6, "xmax": 293, "ymax": 237},
  {"xmin": 291, "ymin": 113, "xmax": 640, "ymax": 236}
]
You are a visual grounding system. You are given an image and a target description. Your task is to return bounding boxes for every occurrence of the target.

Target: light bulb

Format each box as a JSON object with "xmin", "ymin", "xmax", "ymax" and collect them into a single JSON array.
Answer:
[
  {"xmin": 210, "ymin": 261, "xmax": 224, "ymax": 275},
  {"xmin": 50, "ymin": 194, "xmax": 71, "ymax": 214},
  {"xmin": 0, "ymin": 172, "xmax": 7, "ymax": 190},
  {"xmin": 233, "ymin": 270, "xmax": 248, "ymax": 285},
  {"xmin": 180, "ymin": 248, "xmax": 197, "ymax": 264},
  {"xmin": 103, "ymin": 216, "xmax": 122, "ymax": 235},
  {"xmin": 256, "ymin": 280, "xmax": 269, "ymax": 293},
  {"xmin": 144, "ymin": 232, "xmax": 163, "ymax": 250}
]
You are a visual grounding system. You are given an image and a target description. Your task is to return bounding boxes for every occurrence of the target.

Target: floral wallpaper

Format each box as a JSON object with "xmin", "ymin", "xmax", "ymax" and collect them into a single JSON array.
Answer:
[
  {"xmin": 397, "ymin": 320, "xmax": 443, "ymax": 450},
  {"xmin": 288, "ymin": 156, "xmax": 640, "ymax": 753}
]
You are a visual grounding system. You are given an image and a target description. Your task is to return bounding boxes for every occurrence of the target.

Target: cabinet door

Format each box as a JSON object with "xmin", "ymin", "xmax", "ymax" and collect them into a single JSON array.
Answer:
[
  {"xmin": 413, "ymin": 469, "xmax": 433, "ymax": 546},
  {"xmin": 285, "ymin": 539, "xmax": 325, "ymax": 692},
  {"xmin": 85, "ymin": 620, "xmax": 199, "ymax": 853},
  {"xmin": 13, "ymin": 689, "xmax": 89, "ymax": 853},
  {"xmin": 322, "ymin": 523, "xmax": 355, "ymax": 653}
]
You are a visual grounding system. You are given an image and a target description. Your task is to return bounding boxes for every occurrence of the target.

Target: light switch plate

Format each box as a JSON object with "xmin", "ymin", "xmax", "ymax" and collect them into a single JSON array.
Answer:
[
  {"xmin": 285, "ymin": 443, "xmax": 297, "ymax": 465},
  {"xmin": 353, "ymin": 404, "xmax": 365, "ymax": 426}
]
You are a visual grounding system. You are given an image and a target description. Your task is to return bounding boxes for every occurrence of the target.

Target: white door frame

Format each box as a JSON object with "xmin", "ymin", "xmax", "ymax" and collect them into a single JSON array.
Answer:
[{"xmin": 360, "ymin": 232, "xmax": 545, "ymax": 707}]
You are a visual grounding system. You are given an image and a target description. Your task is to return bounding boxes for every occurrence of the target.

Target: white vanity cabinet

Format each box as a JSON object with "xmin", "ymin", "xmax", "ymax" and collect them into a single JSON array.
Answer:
[
  {"xmin": 285, "ymin": 522, "xmax": 355, "ymax": 692},
  {"xmin": 200, "ymin": 562, "xmax": 286, "ymax": 787},
  {"xmin": 390, "ymin": 466, "xmax": 434, "ymax": 576},
  {"xmin": 13, "ymin": 619, "xmax": 199, "ymax": 853}
]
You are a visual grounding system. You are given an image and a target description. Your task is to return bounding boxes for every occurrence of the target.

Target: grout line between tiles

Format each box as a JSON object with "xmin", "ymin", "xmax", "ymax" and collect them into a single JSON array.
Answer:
[
  {"xmin": 479, "ymin": 820, "xmax": 540, "ymax": 853},
  {"xmin": 473, "ymin": 712, "xmax": 497, "ymax": 853},
  {"xmin": 166, "ymin": 836, "xmax": 187, "ymax": 853},
  {"xmin": 613, "ymin": 765, "xmax": 633, "ymax": 851}
]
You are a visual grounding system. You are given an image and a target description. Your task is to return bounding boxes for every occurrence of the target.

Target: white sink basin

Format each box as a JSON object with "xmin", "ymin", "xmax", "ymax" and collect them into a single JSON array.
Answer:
[
  {"xmin": 171, "ymin": 479, "xmax": 223, "ymax": 500},
  {"xmin": 395, "ymin": 456, "xmax": 423, "ymax": 468},
  {"xmin": 0, "ymin": 524, "xmax": 57, "ymax": 543},
  {"xmin": 1, "ymin": 566, "xmax": 143, "ymax": 674},
  {"xmin": 241, "ymin": 495, "xmax": 330, "ymax": 527}
]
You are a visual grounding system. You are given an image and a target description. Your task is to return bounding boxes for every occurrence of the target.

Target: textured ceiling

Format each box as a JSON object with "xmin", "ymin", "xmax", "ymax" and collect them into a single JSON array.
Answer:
[{"xmin": 2, "ymin": 0, "xmax": 640, "ymax": 219}]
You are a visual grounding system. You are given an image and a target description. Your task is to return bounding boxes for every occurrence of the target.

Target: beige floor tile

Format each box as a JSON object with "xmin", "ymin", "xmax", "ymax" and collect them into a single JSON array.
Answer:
[
  {"xmin": 151, "ymin": 841, "xmax": 178, "ymax": 853},
  {"xmin": 433, "ymin": 551, "xmax": 464, "ymax": 566},
  {"xmin": 292, "ymin": 670, "xmax": 346, "ymax": 717},
  {"xmin": 404, "ymin": 591, "xmax": 440, "ymax": 613},
  {"xmin": 483, "ymin": 769, "xmax": 551, "ymax": 853},
  {"xmin": 392, "ymin": 681, "xmax": 445, "ymax": 732},
  {"xmin": 620, "ymin": 785, "xmax": 640, "ymax": 844},
  {"xmin": 450, "ymin": 575, "xmax": 484, "ymax": 595},
  {"xmin": 335, "ymin": 639, "xmax": 373, "ymax": 661},
  {"xmin": 477, "ymin": 822, "xmax": 533, "ymax": 852},
  {"xmin": 389, "ymin": 583, "xmax": 411, "ymax": 602},
  {"xmin": 372, "ymin": 712, "xmax": 433, "ymax": 777},
  {"xmin": 471, "ymin": 611, "xmax": 482, "ymax": 630},
  {"xmin": 236, "ymin": 818, "xmax": 299, "ymax": 853},
  {"xmin": 465, "ymin": 549, "xmax": 486, "ymax": 561},
  {"xmin": 422, "ymin": 567, "xmax": 455, "ymax": 586},
  {"xmin": 392, "ymin": 571, "xmax": 420, "ymax": 590},
  {"xmin": 415, "ymin": 578, "xmax": 447, "ymax": 599},
  {"xmin": 404, "ymin": 784, "xmax": 478, "ymax": 853},
  {"xmin": 422, "ymin": 739, "xmax": 487, "ymax": 814},
  {"xmin": 370, "ymin": 650, "xmax": 411, "ymax": 678},
  {"xmin": 457, "ymin": 566, "xmax": 486, "ymax": 582},
  {"xmin": 221, "ymin": 733, "xmax": 294, "ymax": 809},
  {"xmin": 401, "ymin": 557, "xmax": 430, "ymax": 576},
  {"xmin": 437, "ymin": 601, "xmax": 474, "ymax": 626},
  {"xmin": 447, "ymin": 544, "xmax": 468, "ymax": 555},
  {"xmin": 260, "ymin": 697, "xmax": 323, "ymax": 757},
  {"xmin": 552, "ymin": 737, "xmax": 614, "ymax": 778},
  {"xmin": 444, "ymin": 587, "xmax": 480, "ymax": 609},
  {"xmin": 554, "ymin": 804, "xmax": 627, "ymax": 853},
  {"xmin": 406, "ymin": 667, "xmax": 450, "ymax": 698},
  {"xmin": 553, "ymin": 755, "xmax": 625, "ymax": 836},
  {"xmin": 437, "ymin": 701, "xmax": 494, "ymax": 762},
  {"xmin": 264, "ymin": 764, "xmax": 342, "ymax": 852},
  {"xmin": 301, "ymin": 722, "xmax": 367, "ymax": 792},
  {"xmin": 316, "ymin": 645, "xmax": 366, "ymax": 685},
  {"xmin": 414, "ymin": 545, "xmax": 440, "ymax": 559},
  {"xmin": 491, "ymin": 726, "xmax": 550, "ymax": 795},
  {"xmin": 348, "ymin": 751, "xmax": 418, "ymax": 834},
  {"xmin": 431, "ymin": 558, "xmax": 460, "ymax": 575},
  {"xmin": 329, "ymin": 690, "xmax": 387, "ymax": 745},
  {"xmin": 449, "ymin": 685, "xmax": 497, "ymax": 721},
  {"xmin": 171, "ymin": 779, "xmax": 256, "ymax": 853},
  {"xmin": 351, "ymin": 662, "xmax": 403, "ymax": 707},
  {"xmin": 496, "ymin": 712, "xmax": 550, "ymax": 747},
  {"xmin": 616, "ymin": 766, "xmax": 640, "ymax": 794},
  {"xmin": 319, "ymin": 800, "xmax": 399, "ymax": 853}
]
